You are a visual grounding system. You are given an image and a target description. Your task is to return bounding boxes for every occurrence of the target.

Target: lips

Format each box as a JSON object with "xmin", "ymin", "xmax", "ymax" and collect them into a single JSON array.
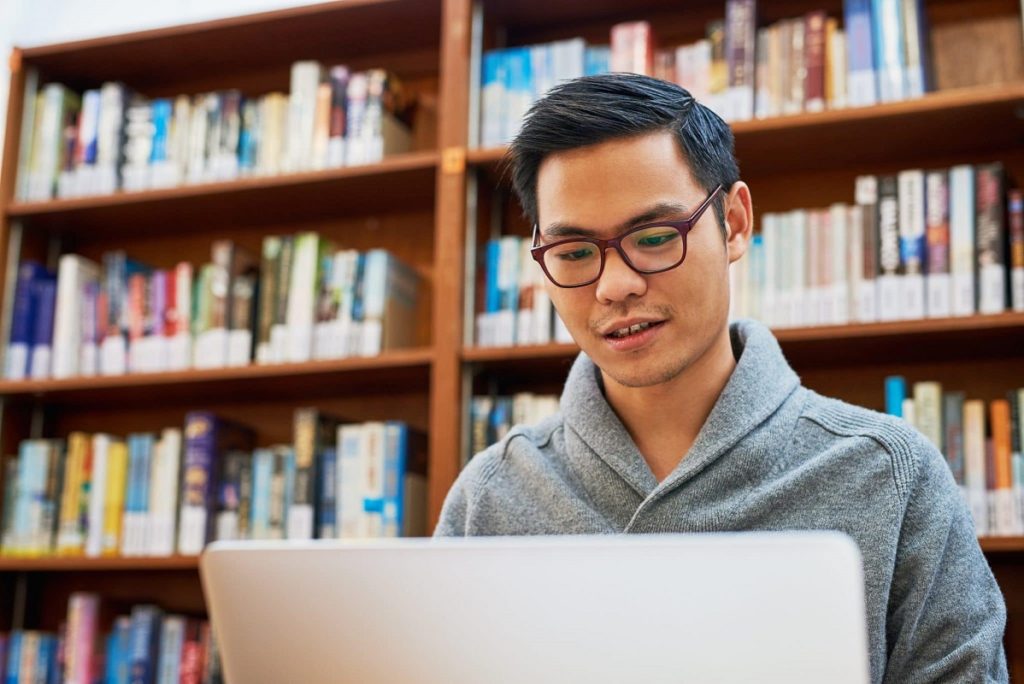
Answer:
[{"xmin": 600, "ymin": 318, "xmax": 666, "ymax": 338}]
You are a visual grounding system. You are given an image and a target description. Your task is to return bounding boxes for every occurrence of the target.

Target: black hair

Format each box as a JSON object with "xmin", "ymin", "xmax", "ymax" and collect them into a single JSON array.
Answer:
[{"xmin": 508, "ymin": 73, "xmax": 740, "ymax": 233}]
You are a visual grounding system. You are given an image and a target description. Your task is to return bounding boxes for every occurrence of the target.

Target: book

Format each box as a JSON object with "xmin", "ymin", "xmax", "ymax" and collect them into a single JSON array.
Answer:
[{"xmin": 177, "ymin": 413, "xmax": 255, "ymax": 555}]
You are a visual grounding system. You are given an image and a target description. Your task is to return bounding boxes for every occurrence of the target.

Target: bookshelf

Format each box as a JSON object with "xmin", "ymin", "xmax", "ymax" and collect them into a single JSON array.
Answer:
[{"xmin": 0, "ymin": 0, "xmax": 1021, "ymax": 676}]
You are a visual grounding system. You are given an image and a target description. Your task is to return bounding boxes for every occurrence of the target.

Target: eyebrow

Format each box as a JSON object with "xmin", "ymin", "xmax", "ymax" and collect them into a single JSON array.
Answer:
[{"xmin": 541, "ymin": 202, "xmax": 691, "ymax": 239}]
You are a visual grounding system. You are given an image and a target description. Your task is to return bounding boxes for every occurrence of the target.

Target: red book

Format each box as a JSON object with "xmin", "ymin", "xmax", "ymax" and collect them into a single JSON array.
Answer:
[{"xmin": 803, "ymin": 11, "xmax": 827, "ymax": 112}]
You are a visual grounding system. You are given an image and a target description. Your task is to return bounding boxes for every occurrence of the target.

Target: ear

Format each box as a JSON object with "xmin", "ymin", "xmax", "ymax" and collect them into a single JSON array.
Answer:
[{"xmin": 723, "ymin": 181, "xmax": 754, "ymax": 265}]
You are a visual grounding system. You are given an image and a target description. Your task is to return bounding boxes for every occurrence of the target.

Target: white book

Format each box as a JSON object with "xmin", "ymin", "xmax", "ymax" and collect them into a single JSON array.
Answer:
[
  {"xmin": 85, "ymin": 434, "xmax": 111, "ymax": 557},
  {"xmin": 149, "ymin": 429, "xmax": 181, "ymax": 556},
  {"xmin": 761, "ymin": 214, "xmax": 778, "ymax": 326},
  {"xmin": 515, "ymin": 240, "xmax": 535, "ymax": 345},
  {"xmin": 285, "ymin": 232, "xmax": 320, "ymax": 362},
  {"xmin": 790, "ymin": 211, "xmax": 809, "ymax": 328},
  {"xmin": 846, "ymin": 205, "xmax": 865, "ymax": 322},
  {"xmin": 96, "ymin": 82, "xmax": 125, "ymax": 194},
  {"xmin": 285, "ymin": 61, "xmax": 323, "ymax": 173},
  {"xmin": 52, "ymin": 255, "xmax": 101, "ymax": 379},
  {"xmin": 829, "ymin": 28, "xmax": 848, "ymax": 110},
  {"xmin": 949, "ymin": 165, "xmax": 976, "ymax": 316},
  {"xmin": 830, "ymin": 203, "xmax": 850, "ymax": 324},
  {"xmin": 361, "ymin": 422, "xmax": 387, "ymax": 538},
  {"xmin": 963, "ymin": 400, "xmax": 988, "ymax": 536},
  {"xmin": 337, "ymin": 424, "xmax": 367, "ymax": 539},
  {"xmin": 900, "ymin": 0, "xmax": 926, "ymax": 98},
  {"xmin": 897, "ymin": 170, "xmax": 926, "ymax": 319}
]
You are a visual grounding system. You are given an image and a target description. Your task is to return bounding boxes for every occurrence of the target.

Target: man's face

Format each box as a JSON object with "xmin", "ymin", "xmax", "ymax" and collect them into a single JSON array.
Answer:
[{"xmin": 535, "ymin": 131, "xmax": 733, "ymax": 389}]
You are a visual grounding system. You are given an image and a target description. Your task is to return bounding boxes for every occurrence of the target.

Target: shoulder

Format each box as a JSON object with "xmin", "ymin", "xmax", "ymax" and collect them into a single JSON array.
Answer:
[
  {"xmin": 798, "ymin": 390, "xmax": 949, "ymax": 507},
  {"xmin": 456, "ymin": 412, "xmax": 563, "ymax": 496}
]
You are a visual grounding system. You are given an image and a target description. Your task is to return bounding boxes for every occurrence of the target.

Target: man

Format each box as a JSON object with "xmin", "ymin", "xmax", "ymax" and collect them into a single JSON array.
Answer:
[{"xmin": 435, "ymin": 73, "xmax": 1007, "ymax": 682}]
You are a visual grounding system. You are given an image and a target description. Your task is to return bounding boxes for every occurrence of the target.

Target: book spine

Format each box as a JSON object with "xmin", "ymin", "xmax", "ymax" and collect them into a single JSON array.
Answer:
[
  {"xmin": 964, "ymin": 399, "xmax": 988, "ymax": 535},
  {"xmin": 975, "ymin": 163, "xmax": 1006, "ymax": 314},
  {"xmin": 128, "ymin": 606, "xmax": 162, "ymax": 684},
  {"xmin": 912, "ymin": 381, "xmax": 943, "ymax": 450},
  {"xmin": 318, "ymin": 447, "xmax": 337, "ymax": 539},
  {"xmin": 178, "ymin": 412, "xmax": 217, "ymax": 555},
  {"xmin": 1009, "ymin": 189, "xmax": 1024, "ymax": 312},
  {"xmin": 84, "ymin": 434, "xmax": 109, "ymax": 557},
  {"xmin": 944, "ymin": 391, "xmax": 966, "ymax": 487},
  {"xmin": 5, "ymin": 262, "xmax": 44, "ymax": 380},
  {"xmin": 949, "ymin": 164, "xmax": 976, "ymax": 316},
  {"xmin": 725, "ymin": 0, "xmax": 757, "ymax": 120},
  {"xmin": 897, "ymin": 169, "xmax": 926, "ymax": 319},
  {"xmin": 884, "ymin": 375, "xmax": 906, "ymax": 417},
  {"xmin": 64, "ymin": 592, "xmax": 99, "ymax": 684},
  {"xmin": 871, "ymin": 0, "xmax": 906, "ymax": 102},
  {"xmin": 876, "ymin": 175, "xmax": 901, "ymax": 320},
  {"xmin": 925, "ymin": 170, "xmax": 951, "ymax": 318},
  {"xmin": 103, "ymin": 440, "xmax": 127, "ymax": 556},
  {"xmin": 289, "ymin": 408, "xmax": 319, "ymax": 540},
  {"xmin": 803, "ymin": 10, "xmax": 827, "ymax": 112}
]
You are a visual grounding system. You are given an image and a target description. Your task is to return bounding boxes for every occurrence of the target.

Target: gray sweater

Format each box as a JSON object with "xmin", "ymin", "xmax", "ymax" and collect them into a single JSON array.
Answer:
[{"xmin": 436, "ymin": 319, "xmax": 1008, "ymax": 683}]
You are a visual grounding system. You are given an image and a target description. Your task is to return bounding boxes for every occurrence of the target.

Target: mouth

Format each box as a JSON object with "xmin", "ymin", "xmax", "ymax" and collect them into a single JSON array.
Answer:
[{"xmin": 604, "ymin": 320, "xmax": 665, "ymax": 339}]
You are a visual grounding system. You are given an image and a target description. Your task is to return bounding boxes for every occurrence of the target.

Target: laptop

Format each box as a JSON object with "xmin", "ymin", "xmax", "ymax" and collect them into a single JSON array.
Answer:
[{"xmin": 200, "ymin": 532, "xmax": 870, "ymax": 683}]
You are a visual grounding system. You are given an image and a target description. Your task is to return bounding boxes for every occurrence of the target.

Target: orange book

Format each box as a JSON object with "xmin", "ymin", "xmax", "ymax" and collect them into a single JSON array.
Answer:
[{"xmin": 991, "ymin": 399, "xmax": 1013, "ymax": 490}]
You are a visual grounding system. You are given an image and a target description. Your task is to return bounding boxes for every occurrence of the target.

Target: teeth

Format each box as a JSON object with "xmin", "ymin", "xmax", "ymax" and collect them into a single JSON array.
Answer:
[{"xmin": 611, "ymin": 322, "xmax": 653, "ymax": 338}]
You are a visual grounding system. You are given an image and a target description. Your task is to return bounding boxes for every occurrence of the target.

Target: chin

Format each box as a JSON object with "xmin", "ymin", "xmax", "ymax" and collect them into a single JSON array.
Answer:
[{"xmin": 594, "ymin": 350, "xmax": 692, "ymax": 389}]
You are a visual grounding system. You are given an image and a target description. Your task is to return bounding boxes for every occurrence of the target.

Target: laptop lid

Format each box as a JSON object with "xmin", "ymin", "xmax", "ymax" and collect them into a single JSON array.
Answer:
[{"xmin": 200, "ymin": 532, "xmax": 869, "ymax": 683}]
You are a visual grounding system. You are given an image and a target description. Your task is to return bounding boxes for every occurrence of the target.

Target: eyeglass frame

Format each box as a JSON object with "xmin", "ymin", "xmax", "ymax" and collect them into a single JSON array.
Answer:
[{"xmin": 529, "ymin": 184, "xmax": 725, "ymax": 288}]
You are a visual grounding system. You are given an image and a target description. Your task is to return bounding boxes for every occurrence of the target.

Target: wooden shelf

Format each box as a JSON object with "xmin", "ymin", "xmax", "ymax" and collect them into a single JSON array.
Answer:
[
  {"xmin": 0, "ymin": 348, "xmax": 435, "ymax": 407},
  {"xmin": 462, "ymin": 312, "xmax": 1024, "ymax": 371},
  {"xmin": 18, "ymin": 0, "xmax": 442, "ymax": 94},
  {"xmin": 980, "ymin": 537, "xmax": 1024, "ymax": 553},
  {"xmin": 467, "ymin": 82, "xmax": 1024, "ymax": 176},
  {"xmin": 0, "ymin": 555, "xmax": 198, "ymax": 571},
  {"xmin": 5, "ymin": 152, "xmax": 440, "ymax": 238}
]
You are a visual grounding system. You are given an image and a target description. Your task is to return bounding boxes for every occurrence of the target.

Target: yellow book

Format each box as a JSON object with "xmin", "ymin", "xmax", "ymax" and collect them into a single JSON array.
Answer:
[
  {"xmin": 56, "ymin": 432, "xmax": 88, "ymax": 556},
  {"xmin": 102, "ymin": 440, "xmax": 128, "ymax": 557}
]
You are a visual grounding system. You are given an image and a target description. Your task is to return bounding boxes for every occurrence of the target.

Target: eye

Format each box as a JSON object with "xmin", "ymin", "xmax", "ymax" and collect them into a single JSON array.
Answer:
[
  {"xmin": 634, "ymin": 230, "xmax": 680, "ymax": 248},
  {"xmin": 553, "ymin": 245, "xmax": 597, "ymax": 261}
]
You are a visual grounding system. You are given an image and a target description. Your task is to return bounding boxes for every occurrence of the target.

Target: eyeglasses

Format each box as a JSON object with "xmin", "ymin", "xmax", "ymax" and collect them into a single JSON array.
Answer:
[{"xmin": 530, "ymin": 185, "xmax": 723, "ymax": 288}]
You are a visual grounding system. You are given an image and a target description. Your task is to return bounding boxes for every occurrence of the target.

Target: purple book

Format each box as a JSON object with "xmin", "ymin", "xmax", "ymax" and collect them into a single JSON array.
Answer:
[
  {"xmin": 30, "ymin": 276, "xmax": 58, "ymax": 376},
  {"xmin": 6, "ymin": 261, "xmax": 47, "ymax": 378},
  {"xmin": 179, "ymin": 412, "xmax": 255, "ymax": 554}
]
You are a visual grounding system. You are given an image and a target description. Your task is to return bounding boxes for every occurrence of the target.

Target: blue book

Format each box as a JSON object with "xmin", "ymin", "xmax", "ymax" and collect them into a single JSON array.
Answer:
[
  {"xmin": 843, "ymin": 0, "xmax": 878, "ymax": 106},
  {"xmin": 128, "ymin": 605, "xmax": 162, "ymax": 684},
  {"xmin": 481, "ymin": 50, "xmax": 508, "ymax": 147},
  {"xmin": 4, "ymin": 632, "xmax": 19, "ymax": 684},
  {"xmin": 318, "ymin": 447, "xmax": 338, "ymax": 539},
  {"xmin": 80, "ymin": 89, "xmax": 101, "ymax": 165},
  {"xmin": 150, "ymin": 99, "xmax": 172, "ymax": 163},
  {"xmin": 6, "ymin": 261, "xmax": 47, "ymax": 379},
  {"xmin": 502, "ymin": 47, "xmax": 534, "ymax": 142},
  {"xmin": 250, "ymin": 448, "xmax": 274, "ymax": 539},
  {"xmin": 29, "ymin": 275, "xmax": 57, "ymax": 378},
  {"xmin": 884, "ymin": 375, "xmax": 906, "ymax": 417},
  {"xmin": 485, "ymin": 239, "xmax": 501, "ymax": 315},
  {"xmin": 109, "ymin": 615, "xmax": 133, "ymax": 684},
  {"xmin": 350, "ymin": 253, "xmax": 367, "ymax": 324},
  {"xmin": 870, "ymin": 0, "xmax": 906, "ymax": 102},
  {"xmin": 38, "ymin": 634, "xmax": 56, "ymax": 684},
  {"xmin": 584, "ymin": 46, "xmax": 611, "ymax": 76},
  {"xmin": 382, "ymin": 422, "xmax": 408, "ymax": 537},
  {"xmin": 238, "ymin": 100, "xmax": 259, "ymax": 172}
]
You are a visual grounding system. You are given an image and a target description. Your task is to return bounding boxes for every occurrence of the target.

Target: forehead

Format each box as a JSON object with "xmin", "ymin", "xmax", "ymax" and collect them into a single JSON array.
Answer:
[{"xmin": 536, "ymin": 131, "xmax": 699, "ymax": 230}]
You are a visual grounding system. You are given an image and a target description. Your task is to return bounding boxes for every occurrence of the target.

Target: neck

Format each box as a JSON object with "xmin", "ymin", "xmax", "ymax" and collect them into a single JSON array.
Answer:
[{"xmin": 601, "ymin": 326, "xmax": 737, "ymax": 482}]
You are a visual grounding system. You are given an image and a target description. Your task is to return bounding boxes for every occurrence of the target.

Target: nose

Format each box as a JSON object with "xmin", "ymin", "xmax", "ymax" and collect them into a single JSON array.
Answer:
[{"xmin": 594, "ymin": 247, "xmax": 647, "ymax": 304}]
